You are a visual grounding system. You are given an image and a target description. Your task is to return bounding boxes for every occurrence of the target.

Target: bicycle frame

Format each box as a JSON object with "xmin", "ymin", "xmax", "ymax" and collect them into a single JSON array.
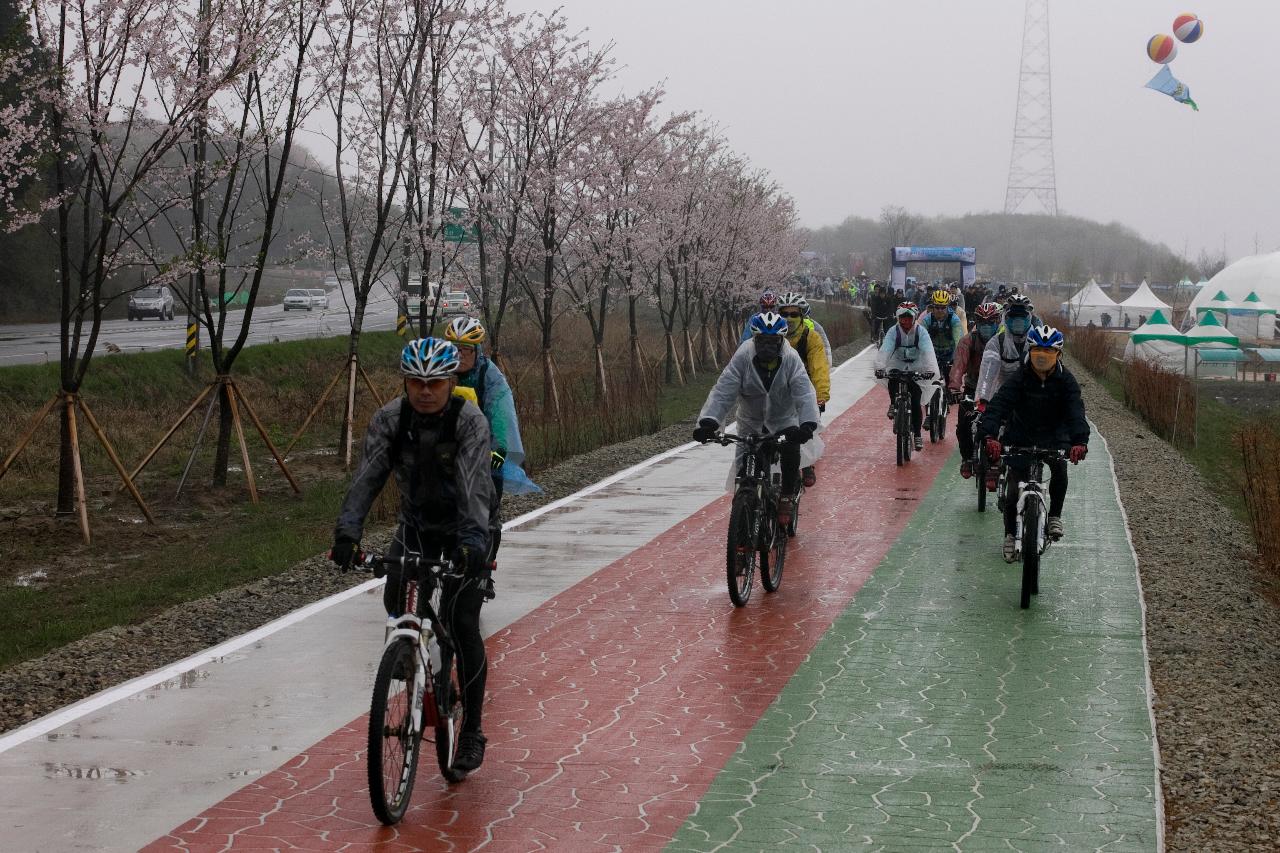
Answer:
[
  {"xmin": 1005, "ymin": 449, "xmax": 1061, "ymax": 559},
  {"xmin": 367, "ymin": 556, "xmax": 459, "ymax": 732}
]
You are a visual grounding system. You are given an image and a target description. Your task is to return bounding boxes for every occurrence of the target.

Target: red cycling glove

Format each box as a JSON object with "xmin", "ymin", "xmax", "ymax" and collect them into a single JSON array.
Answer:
[
  {"xmin": 1069, "ymin": 444, "xmax": 1088, "ymax": 464},
  {"xmin": 984, "ymin": 437, "xmax": 1002, "ymax": 463}
]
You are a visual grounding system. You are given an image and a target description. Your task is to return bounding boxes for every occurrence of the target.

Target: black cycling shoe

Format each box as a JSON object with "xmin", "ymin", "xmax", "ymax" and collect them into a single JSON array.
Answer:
[{"xmin": 452, "ymin": 731, "xmax": 487, "ymax": 773}]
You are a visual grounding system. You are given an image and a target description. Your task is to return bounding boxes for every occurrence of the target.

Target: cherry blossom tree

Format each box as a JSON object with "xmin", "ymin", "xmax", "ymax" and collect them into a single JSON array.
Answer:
[{"xmin": 19, "ymin": 0, "xmax": 273, "ymax": 515}]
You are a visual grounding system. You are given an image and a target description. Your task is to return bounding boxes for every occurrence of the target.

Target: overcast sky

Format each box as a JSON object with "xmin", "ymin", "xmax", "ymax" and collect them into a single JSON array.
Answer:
[{"xmin": 505, "ymin": 0, "xmax": 1280, "ymax": 262}]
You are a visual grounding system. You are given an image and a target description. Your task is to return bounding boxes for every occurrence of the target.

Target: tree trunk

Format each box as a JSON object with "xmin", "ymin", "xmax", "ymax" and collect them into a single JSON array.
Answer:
[
  {"xmin": 541, "ymin": 247, "xmax": 559, "ymax": 417},
  {"xmin": 542, "ymin": 347, "xmax": 560, "ymax": 418},
  {"xmin": 56, "ymin": 401, "xmax": 75, "ymax": 514},
  {"xmin": 593, "ymin": 344, "xmax": 608, "ymax": 400},
  {"xmin": 213, "ymin": 383, "xmax": 233, "ymax": 488}
]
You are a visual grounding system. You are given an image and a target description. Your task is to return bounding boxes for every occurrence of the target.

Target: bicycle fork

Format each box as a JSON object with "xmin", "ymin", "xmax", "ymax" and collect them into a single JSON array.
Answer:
[
  {"xmin": 383, "ymin": 614, "xmax": 439, "ymax": 732},
  {"xmin": 1012, "ymin": 484, "xmax": 1048, "ymax": 558}
]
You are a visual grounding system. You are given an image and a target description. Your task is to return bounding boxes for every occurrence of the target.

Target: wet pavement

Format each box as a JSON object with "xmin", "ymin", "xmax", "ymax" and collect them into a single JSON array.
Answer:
[
  {"xmin": 0, "ymin": 281, "xmax": 399, "ymax": 366},
  {"xmin": 0, "ymin": 350, "xmax": 1161, "ymax": 851}
]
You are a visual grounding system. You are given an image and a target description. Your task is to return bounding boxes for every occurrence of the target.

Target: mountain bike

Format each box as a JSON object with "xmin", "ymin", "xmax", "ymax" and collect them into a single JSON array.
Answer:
[
  {"xmin": 709, "ymin": 431, "xmax": 798, "ymax": 606},
  {"xmin": 963, "ymin": 398, "xmax": 989, "ymax": 513},
  {"xmin": 357, "ymin": 551, "xmax": 468, "ymax": 824},
  {"xmin": 881, "ymin": 369, "xmax": 934, "ymax": 466},
  {"xmin": 1002, "ymin": 447, "xmax": 1068, "ymax": 609}
]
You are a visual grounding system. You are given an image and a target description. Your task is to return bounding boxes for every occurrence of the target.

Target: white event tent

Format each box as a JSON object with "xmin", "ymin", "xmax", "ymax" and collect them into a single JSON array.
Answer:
[
  {"xmin": 1118, "ymin": 280, "xmax": 1172, "ymax": 326},
  {"xmin": 1122, "ymin": 309, "xmax": 1185, "ymax": 372},
  {"xmin": 1059, "ymin": 279, "xmax": 1119, "ymax": 326}
]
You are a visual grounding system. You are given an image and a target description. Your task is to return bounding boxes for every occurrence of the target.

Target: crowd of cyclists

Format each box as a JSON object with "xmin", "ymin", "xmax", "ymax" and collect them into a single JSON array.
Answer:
[{"xmin": 325, "ymin": 276, "xmax": 1089, "ymax": 781}]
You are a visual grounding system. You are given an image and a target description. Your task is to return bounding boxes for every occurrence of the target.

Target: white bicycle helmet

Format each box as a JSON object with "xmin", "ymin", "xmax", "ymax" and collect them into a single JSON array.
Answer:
[
  {"xmin": 778, "ymin": 292, "xmax": 810, "ymax": 314},
  {"xmin": 400, "ymin": 337, "xmax": 460, "ymax": 379},
  {"xmin": 444, "ymin": 316, "xmax": 485, "ymax": 346}
]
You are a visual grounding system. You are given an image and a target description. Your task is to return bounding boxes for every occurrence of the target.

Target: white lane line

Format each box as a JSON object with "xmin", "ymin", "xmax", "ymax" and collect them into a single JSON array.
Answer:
[
  {"xmin": 0, "ymin": 341, "xmax": 876, "ymax": 754},
  {"xmin": 1095, "ymin": 426, "xmax": 1166, "ymax": 853}
]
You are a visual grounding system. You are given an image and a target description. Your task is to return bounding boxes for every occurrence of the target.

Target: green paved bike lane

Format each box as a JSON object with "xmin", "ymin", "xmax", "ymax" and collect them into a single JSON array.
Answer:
[{"xmin": 670, "ymin": 442, "xmax": 1161, "ymax": 852}]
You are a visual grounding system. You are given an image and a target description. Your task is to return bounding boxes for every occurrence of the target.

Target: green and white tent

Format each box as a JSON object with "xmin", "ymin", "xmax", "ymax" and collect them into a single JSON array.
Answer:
[
  {"xmin": 1123, "ymin": 309, "xmax": 1186, "ymax": 371},
  {"xmin": 1194, "ymin": 289, "xmax": 1237, "ymax": 327},
  {"xmin": 1238, "ymin": 291, "xmax": 1277, "ymax": 342},
  {"xmin": 1184, "ymin": 311, "xmax": 1241, "ymax": 377}
]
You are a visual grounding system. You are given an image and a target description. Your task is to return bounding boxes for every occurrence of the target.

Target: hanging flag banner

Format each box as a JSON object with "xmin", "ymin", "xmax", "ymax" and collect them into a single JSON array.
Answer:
[{"xmin": 1145, "ymin": 64, "xmax": 1199, "ymax": 111}]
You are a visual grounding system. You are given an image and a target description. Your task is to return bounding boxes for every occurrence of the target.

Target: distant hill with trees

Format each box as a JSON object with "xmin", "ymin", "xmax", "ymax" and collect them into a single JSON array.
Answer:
[{"xmin": 803, "ymin": 208, "xmax": 1228, "ymax": 284}]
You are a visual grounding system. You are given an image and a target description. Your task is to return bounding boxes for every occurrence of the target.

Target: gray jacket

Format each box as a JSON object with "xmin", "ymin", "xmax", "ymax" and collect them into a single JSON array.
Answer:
[
  {"xmin": 335, "ymin": 397, "xmax": 493, "ymax": 552},
  {"xmin": 699, "ymin": 339, "xmax": 820, "ymax": 434}
]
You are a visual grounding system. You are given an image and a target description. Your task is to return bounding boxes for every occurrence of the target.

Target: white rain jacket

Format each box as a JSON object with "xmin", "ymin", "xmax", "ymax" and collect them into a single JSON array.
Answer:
[
  {"xmin": 975, "ymin": 330, "xmax": 1028, "ymax": 403},
  {"xmin": 700, "ymin": 339, "xmax": 820, "ymax": 434},
  {"xmin": 874, "ymin": 321, "xmax": 940, "ymax": 393},
  {"xmin": 700, "ymin": 339, "xmax": 822, "ymax": 486}
]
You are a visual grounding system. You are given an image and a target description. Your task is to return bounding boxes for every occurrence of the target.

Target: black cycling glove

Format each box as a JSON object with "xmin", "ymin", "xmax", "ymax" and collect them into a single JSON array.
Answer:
[
  {"xmin": 692, "ymin": 417, "xmax": 719, "ymax": 443},
  {"xmin": 330, "ymin": 536, "xmax": 358, "ymax": 572},
  {"xmin": 451, "ymin": 544, "xmax": 488, "ymax": 577}
]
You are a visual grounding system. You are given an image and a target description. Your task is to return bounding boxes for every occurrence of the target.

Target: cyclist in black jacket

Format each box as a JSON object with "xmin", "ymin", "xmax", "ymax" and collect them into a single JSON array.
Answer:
[
  {"xmin": 978, "ymin": 325, "xmax": 1090, "ymax": 562},
  {"xmin": 331, "ymin": 337, "xmax": 494, "ymax": 774}
]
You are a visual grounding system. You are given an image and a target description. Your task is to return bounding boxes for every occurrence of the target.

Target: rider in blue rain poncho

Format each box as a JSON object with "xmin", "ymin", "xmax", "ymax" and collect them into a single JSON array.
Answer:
[{"xmin": 444, "ymin": 317, "xmax": 540, "ymax": 498}]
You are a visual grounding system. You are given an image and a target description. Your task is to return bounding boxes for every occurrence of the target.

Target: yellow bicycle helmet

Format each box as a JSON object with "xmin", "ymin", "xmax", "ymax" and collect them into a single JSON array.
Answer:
[
  {"xmin": 444, "ymin": 316, "xmax": 486, "ymax": 346},
  {"xmin": 929, "ymin": 289, "xmax": 951, "ymax": 307}
]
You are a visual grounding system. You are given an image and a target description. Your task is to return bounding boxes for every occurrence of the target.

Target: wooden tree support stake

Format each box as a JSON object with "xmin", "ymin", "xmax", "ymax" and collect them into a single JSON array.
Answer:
[
  {"xmin": 224, "ymin": 379, "xmax": 259, "ymax": 504},
  {"xmin": 65, "ymin": 395, "xmax": 91, "ymax": 544},
  {"xmin": 76, "ymin": 396, "xmax": 155, "ymax": 525},
  {"xmin": 0, "ymin": 393, "xmax": 58, "ymax": 482},
  {"xmin": 121, "ymin": 381, "xmax": 216, "ymax": 489},
  {"xmin": 230, "ymin": 379, "xmax": 301, "ymax": 495},
  {"xmin": 281, "ymin": 362, "xmax": 345, "ymax": 459}
]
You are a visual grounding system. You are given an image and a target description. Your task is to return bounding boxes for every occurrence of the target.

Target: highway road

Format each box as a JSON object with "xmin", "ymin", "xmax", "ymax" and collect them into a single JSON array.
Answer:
[{"xmin": 0, "ymin": 281, "xmax": 402, "ymax": 367}]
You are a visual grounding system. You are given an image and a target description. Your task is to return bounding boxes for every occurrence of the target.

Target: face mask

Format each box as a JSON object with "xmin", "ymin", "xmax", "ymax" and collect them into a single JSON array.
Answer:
[
  {"xmin": 754, "ymin": 335, "xmax": 782, "ymax": 360},
  {"xmin": 1006, "ymin": 315, "xmax": 1030, "ymax": 336},
  {"xmin": 977, "ymin": 322, "xmax": 998, "ymax": 340},
  {"xmin": 1029, "ymin": 350, "xmax": 1059, "ymax": 374}
]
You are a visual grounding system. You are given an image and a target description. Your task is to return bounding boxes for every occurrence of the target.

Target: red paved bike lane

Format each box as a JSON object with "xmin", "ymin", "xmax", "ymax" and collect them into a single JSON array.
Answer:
[{"xmin": 148, "ymin": 391, "xmax": 952, "ymax": 852}]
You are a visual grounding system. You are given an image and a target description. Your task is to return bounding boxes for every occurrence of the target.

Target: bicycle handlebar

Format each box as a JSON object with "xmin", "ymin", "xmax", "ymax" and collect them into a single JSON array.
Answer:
[
  {"xmin": 714, "ymin": 431, "xmax": 788, "ymax": 448},
  {"xmin": 1000, "ymin": 446, "xmax": 1068, "ymax": 460},
  {"xmin": 882, "ymin": 369, "xmax": 935, "ymax": 380},
  {"xmin": 356, "ymin": 551, "xmax": 463, "ymax": 579}
]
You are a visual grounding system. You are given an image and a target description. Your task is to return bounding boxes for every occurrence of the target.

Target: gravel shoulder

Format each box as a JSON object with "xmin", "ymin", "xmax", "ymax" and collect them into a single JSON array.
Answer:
[
  {"xmin": 0, "ymin": 340, "xmax": 867, "ymax": 736},
  {"xmin": 1072, "ymin": 360, "xmax": 1280, "ymax": 851}
]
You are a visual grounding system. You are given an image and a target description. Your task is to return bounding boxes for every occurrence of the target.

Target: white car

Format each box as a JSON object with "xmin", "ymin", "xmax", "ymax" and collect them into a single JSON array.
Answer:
[
  {"xmin": 128, "ymin": 285, "xmax": 175, "ymax": 321},
  {"xmin": 439, "ymin": 290, "xmax": 473, "ymax": 316},
  {"xmin": 283, "ymin": 288, "xmax": 314, "ymax": 311},
  {"xmin": 308, "ymin": 288, "xmax": 330, "ymax": 309}
]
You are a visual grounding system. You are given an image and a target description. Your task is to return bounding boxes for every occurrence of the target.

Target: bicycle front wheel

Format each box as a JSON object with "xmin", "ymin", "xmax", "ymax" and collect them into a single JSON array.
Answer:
[
  {"xmin": 976, "ymin": 457, "xmax": 987, "ymax": 513},
  {"xmin": 726, "ymin": 490, "xmax": 758, "ymax": 607},
  {"xmin": 1020, "ymin": 500, "xmax": 1040, "ymax": 609},
  {"xmin": 368, "ymin": 639, "xmax": 423, "ymax": 825},
  {"xmin": 760, "ymin": 505, "xmax": 786, "ymax": 593},
  {"xmin": 433, "ymin": 646, "xmax": 467, "ymax": 783}
]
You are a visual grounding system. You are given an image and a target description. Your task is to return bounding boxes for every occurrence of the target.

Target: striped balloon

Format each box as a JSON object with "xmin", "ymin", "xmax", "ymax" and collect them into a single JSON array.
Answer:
[
  {"xmin": 1173, "ymin": 14, "xmax": 1203, "ymax": 44},
  {"xmin": 1147, "ymin": 34, "xmax": 1178, "ymax": 64}
]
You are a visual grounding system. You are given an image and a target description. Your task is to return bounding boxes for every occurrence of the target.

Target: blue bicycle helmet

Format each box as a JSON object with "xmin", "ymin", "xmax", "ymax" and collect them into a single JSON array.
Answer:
[
  {"xmin": 749, "ymin": 311, "xmax": 788, "ymax": 336},
  {"xmin": 1025, "ymin": 324, "xmax": 1064, "ymax": 351},
  {"xmin": 400, "ymin": 337, "xmax": 460, "ymax": 379}
]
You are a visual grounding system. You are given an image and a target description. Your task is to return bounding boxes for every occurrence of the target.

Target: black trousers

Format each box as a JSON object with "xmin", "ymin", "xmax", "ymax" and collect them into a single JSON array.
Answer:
[
  {"xmin": 385, "ymin": 526, "xmax": 488, "ymax": 734},
  {"xmin": 956, "ymin": 400, "xmax": 977, "ymax": 460},
  {"xmin": 1002, "ymin": 458, "xmax": 1068, "ymax": 535},
  {"xmin": 887, "ymin": 378, "xmax": 923, "ymax": 434}
]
